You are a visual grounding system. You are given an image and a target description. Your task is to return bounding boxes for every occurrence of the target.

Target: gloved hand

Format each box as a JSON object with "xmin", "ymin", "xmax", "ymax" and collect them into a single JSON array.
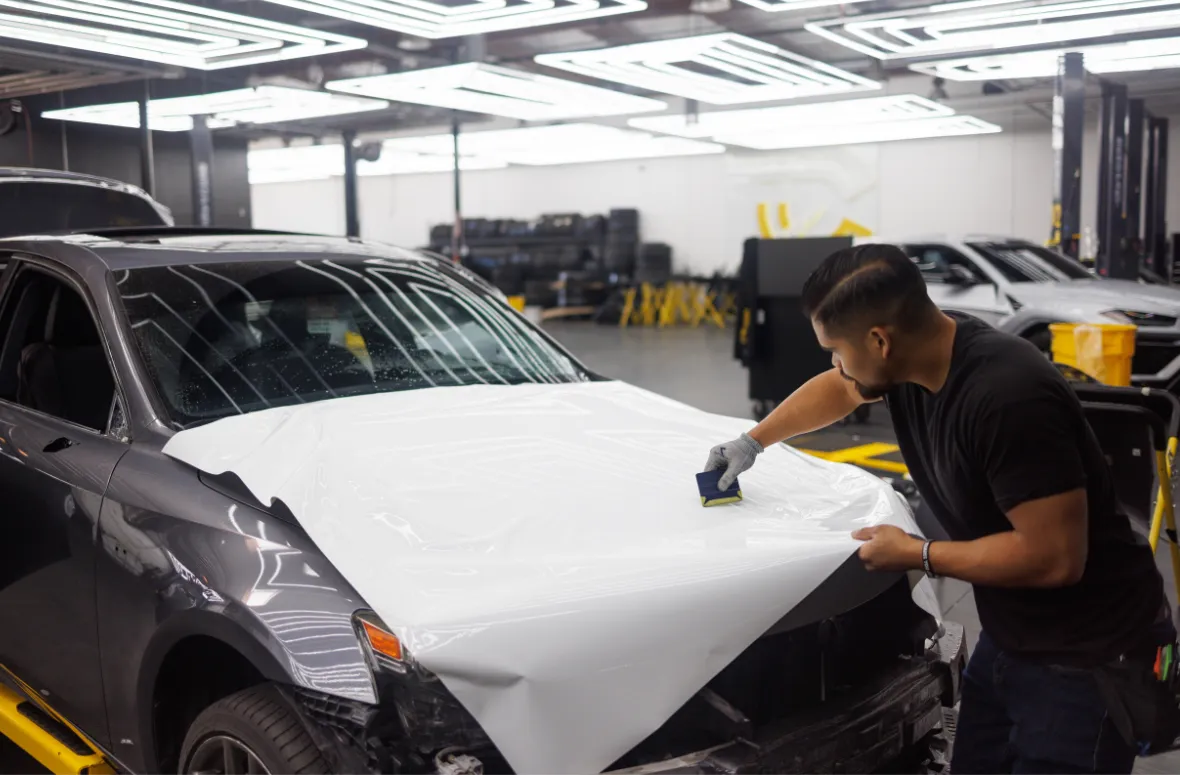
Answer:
[{"xmin": 704, "ymin": 432, "xmax": 764, "ymax": 491}]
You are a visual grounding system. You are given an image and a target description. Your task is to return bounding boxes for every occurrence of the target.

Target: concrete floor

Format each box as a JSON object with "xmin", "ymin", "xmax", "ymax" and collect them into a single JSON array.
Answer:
[{"xmin": 545, "ymin": 319, "xmax": 1180, "ymax": 774}]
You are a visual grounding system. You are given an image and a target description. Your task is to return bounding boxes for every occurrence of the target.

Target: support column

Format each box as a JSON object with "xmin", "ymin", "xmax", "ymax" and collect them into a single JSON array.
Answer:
[
  {"xmin": 343, "ymin": 130, "xmax": 360, "ymax": 238},
  {"xmin": 139, "ymin": 79, "xmax": 155, "ymax": 197},
  {"xmin": 1145, "ymin": 117, "xmax": 1170, "ymax": 279},
  {"xmin": 189, "ymin": 113, "xmax": 213, "ymax": 227},
  {"xmin": 1051, "ymin": 52, "xmax": 1084, "ymax": 258},
  {"xmin": 450, "ymin": 113, "xmax": 463, "ymax": 264},
  {"xmin": 1126, "ymin": 99, "xmax": 1145, "ymax": 246},
  {"xmin": 1097, "ymin": 82, "xmax": 1132, "ymax": 278}
]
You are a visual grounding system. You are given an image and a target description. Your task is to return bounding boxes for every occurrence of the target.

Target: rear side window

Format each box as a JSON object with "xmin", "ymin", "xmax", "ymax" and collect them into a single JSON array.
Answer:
[{"xmin": 0, "ymin": 181, "xmax": 165, "ymax": 237}]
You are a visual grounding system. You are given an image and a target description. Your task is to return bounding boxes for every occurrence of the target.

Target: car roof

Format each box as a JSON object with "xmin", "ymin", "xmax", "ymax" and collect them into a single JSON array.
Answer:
[
  {"xmin": 2, "ymin": 229, "xmax": 433, "ymax": 271},
  {"xmin": 856, "ymin": 234, "xmax": 1033, "ymax": 246}
]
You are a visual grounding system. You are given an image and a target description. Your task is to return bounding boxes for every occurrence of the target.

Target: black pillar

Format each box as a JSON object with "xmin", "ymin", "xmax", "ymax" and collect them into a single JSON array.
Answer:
[
  {"xmin": 343, "ymin": 130, "xmax": 360, "ymax": 238},
  {"xmin": 1126, "ymin": 99, "xmax": 1145, "ymax": 246},
  {"xmin": 189, "ymin": 113, "xmax": 213, "ymax": 227},
  {"xmin": 139, "ymin": 80, "xmax": 155, "ymax": 197},
  {"xmin": 1097, "ymin": 83, "xmax": 1133, "ymax": 278},
  {"xmin": 450, "ymin": 113, "xmax": 463, "ymax": 264},
  {"xmin": 1146, "ymin": 116, "xmax": 1170, "ymax": 279},
  {"xmin": 1051, "ymin": 52, "xmax": 1084, "ymax": 258}
]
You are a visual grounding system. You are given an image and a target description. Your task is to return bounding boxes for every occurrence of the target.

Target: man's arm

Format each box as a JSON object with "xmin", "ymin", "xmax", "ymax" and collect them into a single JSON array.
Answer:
[
  {"xmin": 855, "ymin": 489, "xmax": 1088, "ymax": 588},
  {"xmin": 748, "ymin": 367, "xmax": 876, "ymax": 447}
]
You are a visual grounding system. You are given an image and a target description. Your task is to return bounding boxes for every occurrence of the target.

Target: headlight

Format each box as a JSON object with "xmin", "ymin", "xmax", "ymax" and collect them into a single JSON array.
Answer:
[{"xmin": 1100, "ymin": 310, "xmax": 1177, "ymax": 327}]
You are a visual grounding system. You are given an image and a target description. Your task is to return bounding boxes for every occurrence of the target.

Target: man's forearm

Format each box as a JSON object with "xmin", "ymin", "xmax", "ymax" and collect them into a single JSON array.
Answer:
[
  {"xmin": 749, "ymin": 368, "xmax": 867, "ymax": 447},
  {"xmin": 927, "ymin": 532, "xmax": 1084, "ymax": 588}
]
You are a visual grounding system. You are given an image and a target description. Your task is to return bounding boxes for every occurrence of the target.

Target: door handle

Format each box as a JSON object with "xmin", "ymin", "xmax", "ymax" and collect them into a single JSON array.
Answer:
[{"xmin": 43, "ymin": 437, "xmax": 77, "ymax": 454}]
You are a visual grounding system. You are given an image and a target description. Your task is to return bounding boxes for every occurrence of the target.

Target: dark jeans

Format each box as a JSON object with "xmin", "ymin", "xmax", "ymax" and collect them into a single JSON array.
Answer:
[{"xmin": 951, "ymin": 631, "xmax": 1136, "ymax": 774}]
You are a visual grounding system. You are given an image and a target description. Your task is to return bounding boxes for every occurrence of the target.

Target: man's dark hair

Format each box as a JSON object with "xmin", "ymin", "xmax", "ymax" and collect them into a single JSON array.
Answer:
[{"xmin": 801, "ymin": 243, "xmax": 938, "ymax": 336}]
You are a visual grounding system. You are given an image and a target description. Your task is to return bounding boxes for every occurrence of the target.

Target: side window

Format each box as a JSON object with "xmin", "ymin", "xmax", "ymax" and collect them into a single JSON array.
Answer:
[
  {"xmin": 0, "ymin": 267, "xmax": 116, "ymax": 432},
  {"xmin": 904, "ymin": 244, "xmax": 989, "ymax": 284}
]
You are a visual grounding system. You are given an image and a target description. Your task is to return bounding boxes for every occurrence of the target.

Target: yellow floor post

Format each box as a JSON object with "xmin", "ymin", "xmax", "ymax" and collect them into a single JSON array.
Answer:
[
  {"xmin": 701, "ymin": 291, "xmax": 726, "ymax": 329},
  {"xmin": 1164, "ymin": 438, "xmax": 1180, "ymax": 597},
  {"xmin": 619, "ymin": 287, "xmax": 636, "ymax": 329},
  {"xmin": 1151, "ymin": 450, "xmax": 1170, "ymax": 553}
]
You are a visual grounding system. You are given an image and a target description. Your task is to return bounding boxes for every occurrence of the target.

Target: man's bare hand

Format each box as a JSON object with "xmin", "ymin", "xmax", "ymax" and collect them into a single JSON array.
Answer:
[{"xmin": 852, "ymin": 525, "xmax": 924, "ymax": 572}]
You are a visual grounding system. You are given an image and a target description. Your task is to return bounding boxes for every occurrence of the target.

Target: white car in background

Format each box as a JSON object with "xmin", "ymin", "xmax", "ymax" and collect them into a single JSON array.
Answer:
[{"xmin": 866, "ymin": 235, "xmax": 1180, "ymax": 392}]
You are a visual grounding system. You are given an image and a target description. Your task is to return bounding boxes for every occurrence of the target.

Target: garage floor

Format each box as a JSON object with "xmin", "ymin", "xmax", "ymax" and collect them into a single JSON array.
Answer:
[{"xmin": 545, "ymin": 320, "xmax": 1180, "ymax": 775}]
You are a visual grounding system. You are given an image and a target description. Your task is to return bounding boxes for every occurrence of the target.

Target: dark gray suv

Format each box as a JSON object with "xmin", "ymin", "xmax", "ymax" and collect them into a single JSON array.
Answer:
[{"xmin": 0, "ymin": 226, "xmax": 963, "ymax": 775}]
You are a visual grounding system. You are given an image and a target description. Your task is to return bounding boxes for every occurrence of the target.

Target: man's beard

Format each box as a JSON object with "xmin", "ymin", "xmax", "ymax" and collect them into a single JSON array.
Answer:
[{"xmin": 840, "ymin": 367, "xmax": 890, "ymax": 400}]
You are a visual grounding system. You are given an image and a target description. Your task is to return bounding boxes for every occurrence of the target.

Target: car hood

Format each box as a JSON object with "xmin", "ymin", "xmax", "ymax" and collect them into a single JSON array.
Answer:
[
  {"xmin": 1011, "ymin": 279, "xmax": 1180, "ymax": 321},
  {"xmin": 163, "ymin": 380, "xmax": 931, "ymax": 775}
]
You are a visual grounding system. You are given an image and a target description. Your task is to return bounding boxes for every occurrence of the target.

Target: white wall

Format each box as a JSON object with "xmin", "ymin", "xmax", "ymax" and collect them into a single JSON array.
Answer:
[{"xmin": 251, "ymin": 120, "xmax": 1180, "ymax": 275}]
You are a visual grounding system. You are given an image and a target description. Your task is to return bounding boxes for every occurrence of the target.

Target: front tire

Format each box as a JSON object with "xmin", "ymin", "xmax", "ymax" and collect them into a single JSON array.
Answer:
[{"xmin": 179, "ymin": 684, "xmax": 329, "ymax": 775}]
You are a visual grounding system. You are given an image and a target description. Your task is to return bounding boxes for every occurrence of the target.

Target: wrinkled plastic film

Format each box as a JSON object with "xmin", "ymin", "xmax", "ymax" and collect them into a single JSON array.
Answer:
[{"xmin": 164, "ymin": 381, "xmax": 935, "ymax": 774}]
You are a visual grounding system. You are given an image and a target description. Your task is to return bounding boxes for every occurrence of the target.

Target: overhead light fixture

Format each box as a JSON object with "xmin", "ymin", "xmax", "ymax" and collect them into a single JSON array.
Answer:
[
  {"xmin": 805, "ymin": 0, "xmax": 1180, "ymax": 62},
  {"xmin": 252, "ymin": 0, "xmax": 646, "ymax": 39},
  {"xmin": 630, "ymin": 94, "xmax": 953, "ymax": 137},
  {"xmin": 911, "ymin": 37, "xmax": 1180, "ymax": 80},
  {"xmin": 712, "ymin": 115, "xmax": 1002, "ymax": 149},
  {"xmin": 385, "ymin": 123, "xmax": 725, "ymax": 166},
  {"xmin": 41, "ymin": 86, "xmax": 389, "ymax": 132},
  {"xmin": 733, "ymin": 0, "xmax": 872, "ymax": 11},
  {"xmin": 327, "ymin": 63, "xmax": 665, "ymax": 121},
  {"xmin": 630, "ymin": 93, "xmax": 999, "ymax": 148},
  {"xmin": 247, "ymin": 143, "xmax": 507, "ymax": 185},
  {"xmin": 4, "ymin": 0, "xmax": 368, "ymax": 70},
  {"xmin": 535, "ymin": 33, "xmax": 880, "ymax": 105}
]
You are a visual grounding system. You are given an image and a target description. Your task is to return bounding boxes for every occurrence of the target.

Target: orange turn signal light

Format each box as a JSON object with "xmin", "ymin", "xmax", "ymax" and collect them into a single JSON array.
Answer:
[{"xmin": 360, "ymin": 618, "xmax": 403, "ymax": 662}]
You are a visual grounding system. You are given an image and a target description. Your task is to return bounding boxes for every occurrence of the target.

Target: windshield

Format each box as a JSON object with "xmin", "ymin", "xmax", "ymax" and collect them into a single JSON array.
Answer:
[
  {"xmin": 967, "ymin": 242, "xmax": 1093, "ymax": 282},
  {"xmin": 117, "ymin": 257, "xmax": 593, "ymax": 428},
  {"xmin": 0, "ymin": 180, "xmax": 166, "ymax": 236}
]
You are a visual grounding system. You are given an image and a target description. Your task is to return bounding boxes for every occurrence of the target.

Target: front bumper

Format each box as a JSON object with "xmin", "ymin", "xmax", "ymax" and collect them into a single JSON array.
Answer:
[{"xmin": 609, "ymin": 622, "xmax": 966, "ymax": 775}]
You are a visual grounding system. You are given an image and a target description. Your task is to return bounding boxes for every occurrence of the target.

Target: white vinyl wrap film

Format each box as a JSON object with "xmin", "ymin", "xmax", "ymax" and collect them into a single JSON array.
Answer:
[{"xmin": 163, "ymin": 380, "xmax": 936, "ymax": 774}]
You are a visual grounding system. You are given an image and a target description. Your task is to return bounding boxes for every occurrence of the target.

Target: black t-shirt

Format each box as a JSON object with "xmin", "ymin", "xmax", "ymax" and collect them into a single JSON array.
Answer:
[{"xmin": 885, "ymin": 314, "xmax": 1164, "ymax": 666}]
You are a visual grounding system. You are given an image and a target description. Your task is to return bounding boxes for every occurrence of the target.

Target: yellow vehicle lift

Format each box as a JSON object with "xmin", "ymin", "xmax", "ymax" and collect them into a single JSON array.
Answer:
[{"xmin": 0, "ymin": 666, "xmax": 113, "ymax": 774}]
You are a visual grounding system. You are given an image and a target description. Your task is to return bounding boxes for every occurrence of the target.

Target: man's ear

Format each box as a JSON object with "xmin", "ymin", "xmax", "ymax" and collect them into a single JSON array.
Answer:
[{"xmin": 868, "ymin": 327, "xmax": 890, "ymax": 358}]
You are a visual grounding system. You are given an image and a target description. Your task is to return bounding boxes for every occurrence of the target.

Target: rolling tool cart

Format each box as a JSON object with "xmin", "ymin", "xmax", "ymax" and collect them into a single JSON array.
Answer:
[{"xmin": 733, "ymin": 236, "xmax": 856, "ymax": 422}]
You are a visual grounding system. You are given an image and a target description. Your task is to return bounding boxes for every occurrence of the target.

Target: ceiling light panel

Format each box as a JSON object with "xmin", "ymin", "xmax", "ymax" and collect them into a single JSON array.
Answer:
[
  {"xmin": 41, "ymin": 86, "xmax": 388, "ymax": 132},
  {"xmin": 385, "ymin": 123, "xmax": 725, "ymax": 166},
  {"xmin": 714, "ymin": 115, "xmax": 1002, "ymax": 149},
  {"xmin": 910, "ymin": 37, "xmax": 1180, "ymax": 80},
  {"xmin": 253, "ymin": 0, "xmax": 645, "ymax": 39},
  {"xmin": 535, "ymin": 33, "xmax": 880, "ymax": 105},
  {"xmin": 327, "ymin": 63, "xmax": 665, "ymax": 121},
  {"xmin": 248, "ymin": 143, "xmax": 507, "ymax": 185},
  {"xmin": 3, "ymin": 0, "xmax": 368, "ymax": 70},
  {"xmin": 630, "ymin": 94, "xmax": 952, "ymax": 138},
  {"xmin": 733, "ymin": 0, "xmax": 873, "ymax": 11},
  {"xmin": 805, "ymin": 0, "xmax": 1180, "ymax": 62}
]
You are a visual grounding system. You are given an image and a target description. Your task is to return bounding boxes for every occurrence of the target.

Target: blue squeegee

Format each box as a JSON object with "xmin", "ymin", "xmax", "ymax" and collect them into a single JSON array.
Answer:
[{"xmin": 696, "ymin": 469, "xmax": 743, "ymax": 507}]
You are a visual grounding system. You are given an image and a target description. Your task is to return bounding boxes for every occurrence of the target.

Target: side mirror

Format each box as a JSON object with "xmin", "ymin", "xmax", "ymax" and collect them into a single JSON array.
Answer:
[{"xmin": 945, "ymin": 265, "xmax": 977, "ymax": 286}]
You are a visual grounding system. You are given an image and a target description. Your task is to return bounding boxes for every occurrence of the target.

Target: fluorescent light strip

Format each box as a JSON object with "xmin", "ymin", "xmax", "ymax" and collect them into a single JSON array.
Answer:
[
  {"xmin": 629, "ymin": 94, "xmax": 952, "ymax": 138},
  {"xmin": 2, "ymin": 0, "xmax": 367, "ymax": 70},
  {"xmin": 327, "ymin": 63, "xmax": 665, "ymax": 121},
  {"xmin": 535, "ymin": 32, "xmax": 879, "ymax": 105},
  {"xmin": 248, "ymin": 143, "xmax": 508, "ymax": 184},
  {"xmin": 712, "ymin": 115, "xmax": 1002, "ymax": 149},
  {"xmin": 910, "ymin": 36, "xmax": 1180, "ymax": 79},
  {"xmin": 734, "ymin": 0, "xmax": 873, "ymax": 10},
  {"xmin": 42, "ymin": 86, "xmax": 389, "ymax": 132},
  {"xmin": 805, "ymin": 0, "xmax": 1180, "ymax": 61},
  {"xmin": 253, "ymin": 0, "xmax": 645, "ymax": 39},
  {"xmin": 384, "ymin": 123, "xmax": 725, "ymax": 166}
]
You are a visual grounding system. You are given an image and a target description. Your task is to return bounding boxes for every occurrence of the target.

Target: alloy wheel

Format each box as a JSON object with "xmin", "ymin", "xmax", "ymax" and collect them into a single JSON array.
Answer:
[{"xmin": 187, "ymin": 735, "xmax": 271, "ymax": 775}]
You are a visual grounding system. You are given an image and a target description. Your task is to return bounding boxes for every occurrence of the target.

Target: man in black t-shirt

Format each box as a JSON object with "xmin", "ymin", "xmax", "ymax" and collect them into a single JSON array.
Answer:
[{"xmin": 705, "ymin": 244, "xmax": 1169, "ymax": 773}]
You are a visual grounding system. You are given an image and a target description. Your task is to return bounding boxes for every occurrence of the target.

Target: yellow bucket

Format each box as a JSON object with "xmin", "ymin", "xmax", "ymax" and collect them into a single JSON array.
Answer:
[
  {"xmin": 506, "ymin": 295, "xmax": 526, "ymax": 312},
  {"xmin": 1049, "ymin": 322, "xmax": 1137, "ymax": 386}
]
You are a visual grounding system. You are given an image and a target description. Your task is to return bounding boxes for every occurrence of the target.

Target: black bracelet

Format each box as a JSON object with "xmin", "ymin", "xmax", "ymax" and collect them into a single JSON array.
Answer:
[{"xmin": 922, "ymin": 540, "xmax": 938, "ymax": 578}]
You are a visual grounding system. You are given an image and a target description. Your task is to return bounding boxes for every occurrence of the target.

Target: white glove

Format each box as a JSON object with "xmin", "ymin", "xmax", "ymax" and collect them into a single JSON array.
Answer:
[{"xmin": 704, "ymin": 432, "xmax": 764, "ymax": 491}]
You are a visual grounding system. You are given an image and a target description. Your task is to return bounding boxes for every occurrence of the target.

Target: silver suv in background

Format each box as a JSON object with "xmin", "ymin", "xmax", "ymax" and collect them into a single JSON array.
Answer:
[{"xmin": 866, "ymin": 235, "xmax": 1180, "ymax": 392}]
